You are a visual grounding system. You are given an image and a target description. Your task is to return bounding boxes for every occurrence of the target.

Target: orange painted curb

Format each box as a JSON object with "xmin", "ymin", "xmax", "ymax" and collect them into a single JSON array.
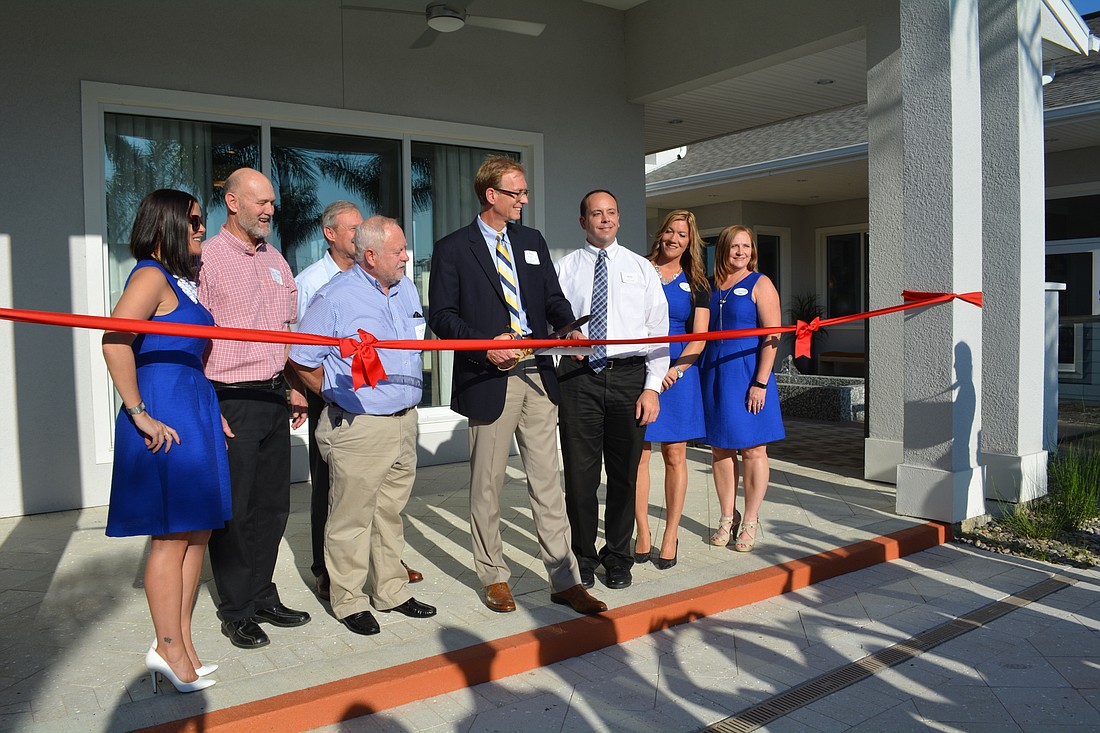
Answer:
[{"xmin": 135, "ymin": 521, "xmax": 949, "ymax": 733}]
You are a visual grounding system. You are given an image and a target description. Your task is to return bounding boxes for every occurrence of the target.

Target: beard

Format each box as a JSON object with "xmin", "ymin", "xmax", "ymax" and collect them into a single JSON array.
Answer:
[{"xmin": 243, "ymin": 216, "xmax": 272, "ymax": 240}]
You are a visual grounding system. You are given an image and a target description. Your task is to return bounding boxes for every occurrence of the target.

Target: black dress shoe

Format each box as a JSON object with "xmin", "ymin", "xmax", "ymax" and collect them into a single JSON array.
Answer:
[
  {"xmin": 579, "ymin": 568, "xmax": 595, "ymax": 589},
  {"xmin": 253, "ymin": 603, "xmax": 311, "ymax": 627},
  {"xmin": 340, "ymin": 610, "xmax": 380, "ymax": 636},
  {"xmin": 605, "ymin": 566, "xmax": 632, "ymax": 589},
  {"xmin": 381, "ymin": 598, "xmax": 437, "ymax": 618},
  {"xmin": 221, "ymin": 619, "xmax": 270, "ymax": 649}
]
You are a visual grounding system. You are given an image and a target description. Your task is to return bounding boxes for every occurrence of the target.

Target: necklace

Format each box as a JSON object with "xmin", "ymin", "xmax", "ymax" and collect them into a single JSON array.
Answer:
[{"xmin": 653, "ymin": 263, "xmax": 682, "ymax": 285}]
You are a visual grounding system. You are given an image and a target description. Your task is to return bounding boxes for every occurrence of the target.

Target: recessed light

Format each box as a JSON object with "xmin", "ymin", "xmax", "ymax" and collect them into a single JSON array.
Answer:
[
  {"xmin": 815, "ymin": 79, "xmax": 834, "ymax": 85},
  {"xmin": 668, "ymin": 118, "xmax": 683, "ymax": 125}
]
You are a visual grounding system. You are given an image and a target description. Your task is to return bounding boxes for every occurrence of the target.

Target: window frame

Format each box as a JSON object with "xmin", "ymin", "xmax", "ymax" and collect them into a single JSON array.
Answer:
[
  {"xmin": 80, "ymin": 81, "xmax": 543, "ymax": 464},
  {"xmin": 699, "ymin": 225, "xmax": 790, "ymax": 310},
  {"xmin": 816, "ymin": 223, "xmax": 869, "ymax": 328}
]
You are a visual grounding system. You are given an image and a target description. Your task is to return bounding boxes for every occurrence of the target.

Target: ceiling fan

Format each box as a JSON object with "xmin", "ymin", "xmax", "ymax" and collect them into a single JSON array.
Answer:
[{"xmin": 342, "ymin": 2, "xmax": 546, "ymax": 48}]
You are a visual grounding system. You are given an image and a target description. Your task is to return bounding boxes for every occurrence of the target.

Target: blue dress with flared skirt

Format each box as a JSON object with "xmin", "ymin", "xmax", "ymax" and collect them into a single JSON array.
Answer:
[
  {"xmin": 645, "ymin": 271, "xmax": 706, "ymax": 443},
  {"xmin": 106, "ymin": 260, "xmax": 232, "ymax": 537},
  {"xmin": 700, "ymin": 271, "xmax": 785, "ymax": 450}
]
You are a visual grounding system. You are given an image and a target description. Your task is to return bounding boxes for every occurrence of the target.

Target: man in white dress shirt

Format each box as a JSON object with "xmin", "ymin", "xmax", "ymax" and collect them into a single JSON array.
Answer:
[{"xmin": 555, "ymin": 190, "xmax": 669, "ymax": 591}]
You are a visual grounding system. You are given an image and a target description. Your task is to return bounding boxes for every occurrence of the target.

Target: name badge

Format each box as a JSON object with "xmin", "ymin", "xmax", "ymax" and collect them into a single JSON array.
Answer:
[
  {"xmin": 269, "ymin": 268, "xmax": 284, "ymax": 286},
  {"xmin": 621, "ymin": 272, "xmax": 640, "ymax": 284},
  {"xmin": 524, "ymin": 250, "xmax": 540, "ymax": 265},
  {"xmin": 679, "ymin": 282, "xmax": 691, "ymax": 292},
  {"xmin": 733, "ymin": 287, "xmax": 749, "ymax": 296}
]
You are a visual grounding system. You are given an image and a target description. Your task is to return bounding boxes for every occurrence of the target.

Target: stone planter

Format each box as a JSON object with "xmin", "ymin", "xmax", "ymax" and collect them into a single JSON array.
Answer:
[{"xmin": 776, "ymin": 374, "xmax": 865, "ymax": 423}]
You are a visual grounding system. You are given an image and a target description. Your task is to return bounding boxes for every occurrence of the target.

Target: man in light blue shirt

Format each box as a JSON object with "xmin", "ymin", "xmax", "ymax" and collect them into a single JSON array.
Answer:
[
  {"xmin": 295, "ymin": 203, "xmax": 424, "ymax": 598},
  {"xmin": 289, "ymin": 216, "xmax": 435, "ymax": 636}
]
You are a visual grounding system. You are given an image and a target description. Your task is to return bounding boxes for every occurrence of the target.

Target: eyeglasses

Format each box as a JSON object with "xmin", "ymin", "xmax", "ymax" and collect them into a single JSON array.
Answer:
[
  {"xmin": 188, "ymin": 214, "xmax": 205, "ymax": 231},
  {"xmin": 493, "ymin": 187, "xmax": 530, "ymax": 199}
]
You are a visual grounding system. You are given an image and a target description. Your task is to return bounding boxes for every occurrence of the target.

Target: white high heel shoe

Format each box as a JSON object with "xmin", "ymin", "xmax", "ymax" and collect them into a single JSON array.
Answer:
[
  {"xmin": 145, "ymin": 648, "xmax": 216, "ymax": 693},
  {"xmin": 150, "ymin": 639, "xmax": 218, "ymax": 676}
]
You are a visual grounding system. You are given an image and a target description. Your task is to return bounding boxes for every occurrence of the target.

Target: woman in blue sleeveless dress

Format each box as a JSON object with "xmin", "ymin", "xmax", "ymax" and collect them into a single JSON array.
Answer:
[
  {"xmin": 634, "ymin": 210, "xmax": 709, "ymax": 570},
  {"xmin": 700, "ymin": 225, "xmax": 784, "ymax": 553},
  {"xmin": 103, "ymin": 189, "xmax": 231, "ymax": 693}
]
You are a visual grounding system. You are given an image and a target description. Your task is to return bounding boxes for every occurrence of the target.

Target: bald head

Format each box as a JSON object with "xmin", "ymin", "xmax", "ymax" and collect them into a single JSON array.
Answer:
[{"xmin": 223, "ymin": 168, "xmax": 275, "ymax": 246}]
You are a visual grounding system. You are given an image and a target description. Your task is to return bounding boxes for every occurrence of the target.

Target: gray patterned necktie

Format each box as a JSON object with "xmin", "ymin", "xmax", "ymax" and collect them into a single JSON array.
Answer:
[{"xmin": 589, "ymin": 250, "xmax": 608, "ymax": 372}]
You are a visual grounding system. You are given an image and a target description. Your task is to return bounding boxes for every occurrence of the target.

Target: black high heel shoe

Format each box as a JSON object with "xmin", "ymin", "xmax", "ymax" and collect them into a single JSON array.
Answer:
[
  {"xmin": 633, "ymin": 533, "xmax": 651, "ymax": 564},
  {"xmin": 654, "ymin": 540, "xmax": 678, "ymax": 570}
]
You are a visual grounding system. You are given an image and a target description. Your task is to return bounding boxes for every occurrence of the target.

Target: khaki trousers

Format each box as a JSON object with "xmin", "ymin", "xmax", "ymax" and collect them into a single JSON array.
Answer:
[
  {"xmin": 316, "ymin": 405, "xmax": 416, "ymax": 618},
  {"xmin": 468, "ymin": 362, "xmax": 580, "ymax": 592}
]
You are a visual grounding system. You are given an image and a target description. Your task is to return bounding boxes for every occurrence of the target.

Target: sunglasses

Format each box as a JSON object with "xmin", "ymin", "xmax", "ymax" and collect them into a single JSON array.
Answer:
[{"xmin": 188, "ymin": 214, "xmax": 205, "ymax": 231}]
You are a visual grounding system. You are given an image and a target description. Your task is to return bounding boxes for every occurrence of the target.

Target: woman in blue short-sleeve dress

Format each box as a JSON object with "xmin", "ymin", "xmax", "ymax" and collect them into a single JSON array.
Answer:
[
  {"xmin": 103, "ymin": 189, "xmax": 230, "ymax": 693},
  {"xmin": 700, "ymin": 225, "xmax": 784, "ymax": 553},
  {"xmin": 633, "ymin": 210, "xmax": 709, "ymax": 570}
]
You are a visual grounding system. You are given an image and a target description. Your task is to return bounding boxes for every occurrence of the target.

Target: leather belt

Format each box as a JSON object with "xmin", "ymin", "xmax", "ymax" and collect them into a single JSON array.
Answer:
[
  {"xmin": 587, "ymin": 355, "xmax": 646, "ymax": 370},
  {"xmin": 212, "ymin": 375, "xmax": 287, "ymax": 391}
]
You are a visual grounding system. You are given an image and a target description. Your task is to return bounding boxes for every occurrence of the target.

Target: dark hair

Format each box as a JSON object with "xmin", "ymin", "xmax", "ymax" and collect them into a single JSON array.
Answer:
[
  {"xmin": 129, "ymin": 189, "xmax": 200, "ymax": 279},
  {"xmin": 579, "ymin": 189, "xmax": 617, "ymax": 218},
  {"xmin": 474, "ymin": 154, "xmax": 524, "ymax": 206}
]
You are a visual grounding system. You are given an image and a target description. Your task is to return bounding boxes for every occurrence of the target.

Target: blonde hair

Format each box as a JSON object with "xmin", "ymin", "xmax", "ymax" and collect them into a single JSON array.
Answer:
[{"xmin": 647, "ymin": 210, "xmax": 709, "ymax": 295}]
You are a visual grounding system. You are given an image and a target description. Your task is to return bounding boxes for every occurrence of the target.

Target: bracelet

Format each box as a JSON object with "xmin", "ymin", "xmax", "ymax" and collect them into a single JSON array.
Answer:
[
  {"xmin": 674, "ymin": 366, "xmax": 683, "ymax": 380},
  {"xmin": 751, "ymin": 380, "xmax": 768, "ymax": 390},
  {"xmin": 125, "ymin": 400, "xmax": 146, "ymax": 416}
]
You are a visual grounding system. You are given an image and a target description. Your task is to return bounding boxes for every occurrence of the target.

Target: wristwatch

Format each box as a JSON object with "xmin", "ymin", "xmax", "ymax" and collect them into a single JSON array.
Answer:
[
  {"xmin": 125, "ymin": 401, "xmax": 146, "ymax": 416},
  {"xmin": 751, "ymin": 380, "xmax": 768, "ymax": 390},
  {"xmin": 674, "ymin": 366, "xmax": 684, "ymax": 380}
]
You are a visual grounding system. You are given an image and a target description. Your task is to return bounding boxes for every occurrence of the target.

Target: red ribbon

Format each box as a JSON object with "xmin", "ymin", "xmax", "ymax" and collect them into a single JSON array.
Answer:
[
  {"xmin": 339, "ymin": 330, "xmax": 388, "ymax": 390},
  {"xmin": 794, "ymin": 317, "xmax": 821, "ymax": 359},
  {"xmin": 0, "ymin": 290, "xmax": 984, "ymax": 389}
]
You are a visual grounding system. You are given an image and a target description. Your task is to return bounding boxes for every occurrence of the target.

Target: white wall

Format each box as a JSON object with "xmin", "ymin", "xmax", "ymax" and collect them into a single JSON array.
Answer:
[{"xmin": 0, "ymin": 0, "xmax": 646, "ymax": 517}]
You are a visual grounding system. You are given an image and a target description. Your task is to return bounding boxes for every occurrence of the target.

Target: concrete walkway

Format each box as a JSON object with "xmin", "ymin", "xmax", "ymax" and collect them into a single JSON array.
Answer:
[
  {"xmin": 3, "ymin": 419, "xmax": 1093, "ymax": 732},
  {"xmin": 321, "ymin": 544, "xmax": 1100, "ymax": 732}
]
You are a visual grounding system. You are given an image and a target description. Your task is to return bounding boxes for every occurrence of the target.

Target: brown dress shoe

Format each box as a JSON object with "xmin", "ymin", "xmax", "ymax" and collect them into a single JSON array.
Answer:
[
  {"xmin": 550, "ymin": 584, "xmax": 608, "ymax": 614},
  {"xmin": 402, "ymin": 560, "xmax": 424, "ymax": 584},
  {"xmin": 316, "ymin": 571, "xmax": 330, "ymax": 601},
  {"xmin": 484, "ymin": 582, "xmax": 516, "ymax": 612}
]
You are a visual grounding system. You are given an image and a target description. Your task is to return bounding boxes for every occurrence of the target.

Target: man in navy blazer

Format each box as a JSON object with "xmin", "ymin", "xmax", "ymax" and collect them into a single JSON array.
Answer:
[{"xmin": 429, "ymin": 155, "xmax": 605, "ymax": 616}]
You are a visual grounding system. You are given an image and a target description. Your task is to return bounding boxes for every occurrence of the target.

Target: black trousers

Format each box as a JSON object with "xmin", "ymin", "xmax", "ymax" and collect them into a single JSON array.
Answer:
[
  {"xmin": 208, "ymin": 386, "xmax": 291, "ymax": 621},
  {"xmin": 557, "ymin": 357, "xmax": 646, "ymax": 572},
  {"xmin": 306, "ymin": 389, "xmax": 330, "ymax": 578}
]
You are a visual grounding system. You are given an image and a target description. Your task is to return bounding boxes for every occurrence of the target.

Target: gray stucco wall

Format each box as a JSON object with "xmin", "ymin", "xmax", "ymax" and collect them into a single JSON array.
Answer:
[{"xmin": 0, "ymin": 1, "xmax": 645, "ymax": 516}]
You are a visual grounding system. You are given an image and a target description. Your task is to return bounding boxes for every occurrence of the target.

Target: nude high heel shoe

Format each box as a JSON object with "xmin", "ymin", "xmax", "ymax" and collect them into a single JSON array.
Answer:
[
  {"xmin": 710, "ymin": 511, "xmax": 742, "ymax": 546},
  {"xmin": 145, "ymin": 647, "xmax": 216, "ymax": 693},
  {"xmin": 734, "ymin": 520, "xmax": 762, "ymax": 552}
]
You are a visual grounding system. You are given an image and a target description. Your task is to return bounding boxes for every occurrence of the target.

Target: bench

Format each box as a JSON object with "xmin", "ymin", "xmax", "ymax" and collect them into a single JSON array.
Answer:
[{"xmin": 818, "ymin": 351, "xmax": 865, "ymax": 376}]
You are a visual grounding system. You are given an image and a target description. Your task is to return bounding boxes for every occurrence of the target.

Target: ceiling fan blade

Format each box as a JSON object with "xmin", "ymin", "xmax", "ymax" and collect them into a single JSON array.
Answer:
[
  {"xmin": 340, "ymin": 5, "xmax": 422, "ymax": 17},
  {"xmin": 465, "ymin": 15, "xmax": 546, "ymax": 37},
  {"xmin": 409, "ymin": 28, "xmax": 440, "ymax": 48}
]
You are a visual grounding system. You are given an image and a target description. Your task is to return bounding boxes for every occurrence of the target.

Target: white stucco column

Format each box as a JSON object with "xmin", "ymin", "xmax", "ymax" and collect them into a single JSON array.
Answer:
[
  {"xmin": 865, "ymin": 0, "xmax": 905, "ymax": 484},
  {"xmin": 979, "ymin": 0, "xmax": 1048, "ymax": 503},
  {"xmin": 893, "ymin": 0, "xmax": 986, "ymax": 522}
]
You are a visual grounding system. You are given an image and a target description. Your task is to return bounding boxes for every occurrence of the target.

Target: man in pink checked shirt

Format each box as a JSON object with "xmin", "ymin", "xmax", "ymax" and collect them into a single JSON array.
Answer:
[{"xmin": 197, "ymin": 167, "xmax": 311, "ymax": 650}]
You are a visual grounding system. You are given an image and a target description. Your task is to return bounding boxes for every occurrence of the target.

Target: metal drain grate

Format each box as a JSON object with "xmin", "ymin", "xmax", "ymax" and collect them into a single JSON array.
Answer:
[{"xmin": 702, "ymin": 574, "xmax": 1074, "ymax": 733}]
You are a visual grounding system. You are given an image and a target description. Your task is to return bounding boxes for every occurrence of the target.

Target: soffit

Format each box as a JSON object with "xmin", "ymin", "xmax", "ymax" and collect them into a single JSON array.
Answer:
[{"xmin": 644, "ymin": 40, "xmax": 867, "ymax": 154}]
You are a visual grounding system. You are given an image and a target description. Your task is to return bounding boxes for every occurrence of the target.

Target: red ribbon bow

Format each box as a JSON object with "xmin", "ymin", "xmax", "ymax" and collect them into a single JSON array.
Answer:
[
  {"xmin": 339, "ymin": 329, "xmax": 388, "ymax": 390},
  {"xmin": 794, "ymin": 317, "xmax": 821, "ymax": 359}
]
